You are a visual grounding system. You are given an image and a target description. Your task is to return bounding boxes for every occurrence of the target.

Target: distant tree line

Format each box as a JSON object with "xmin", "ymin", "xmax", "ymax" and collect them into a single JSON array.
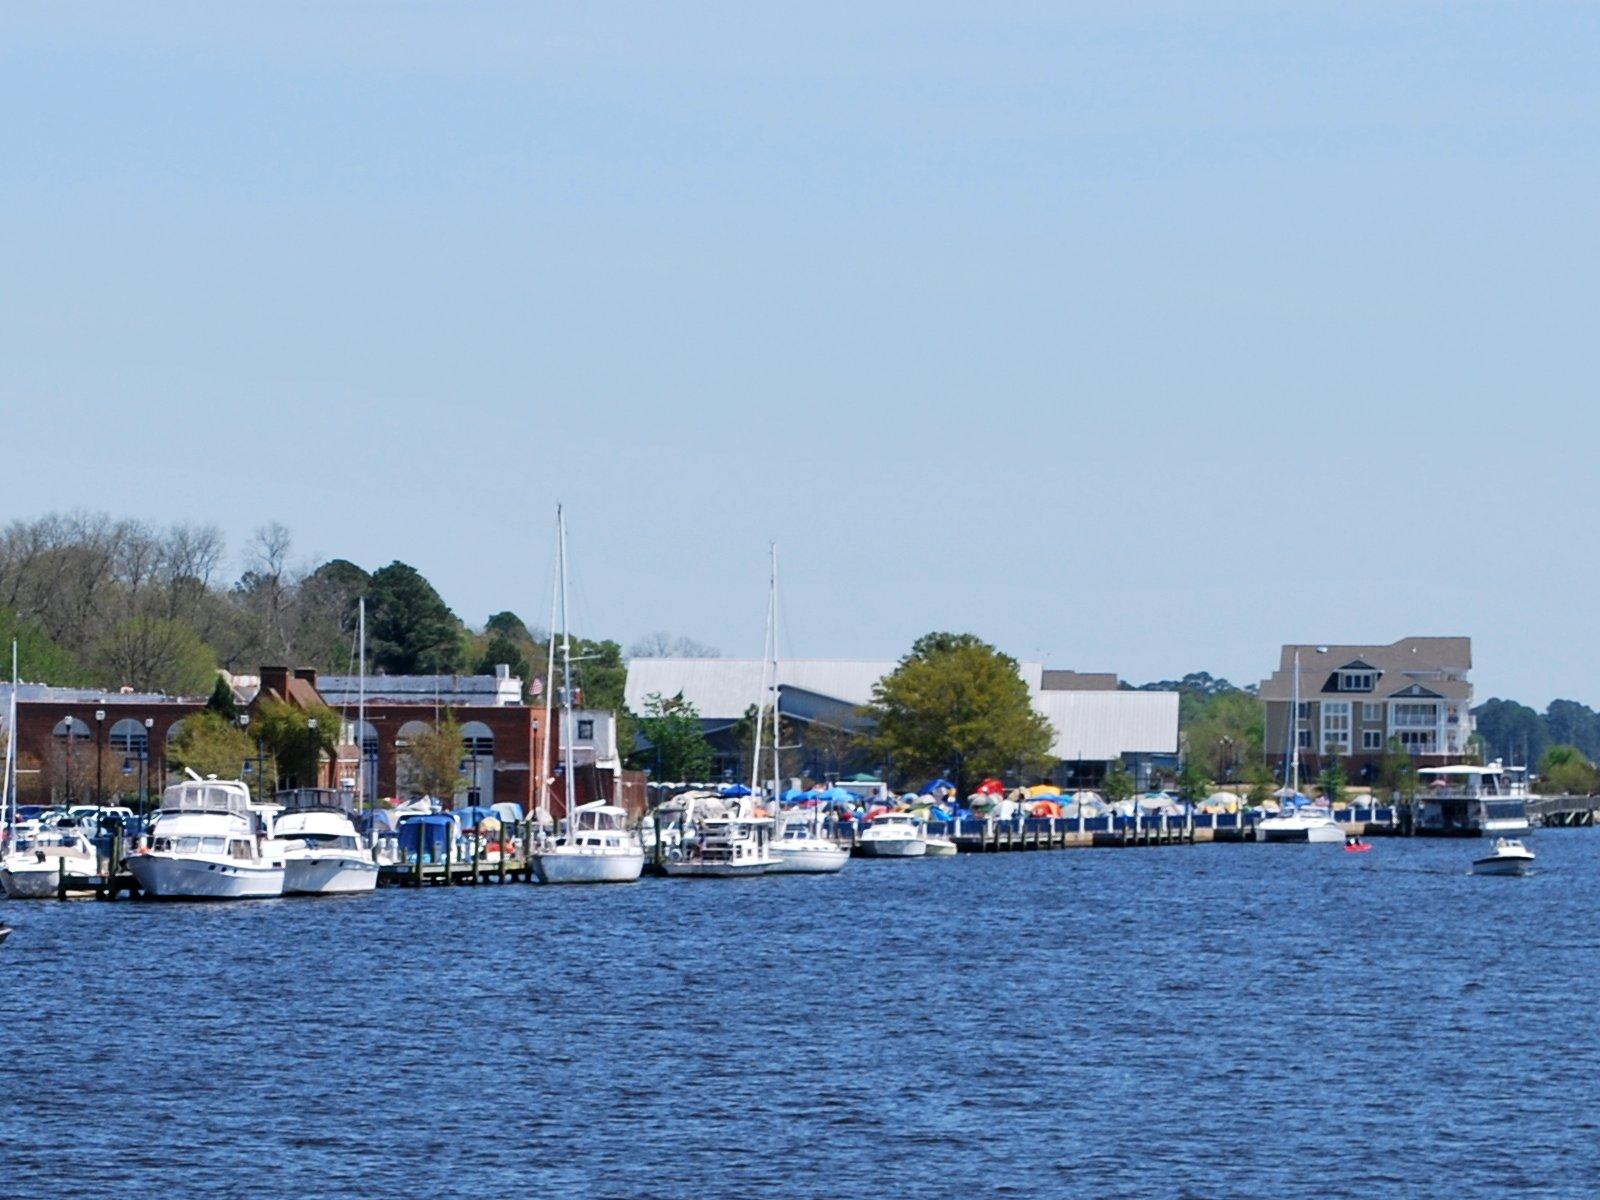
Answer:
[{"xmin": 0, "ymin": 512, "xmax": 716, "ymax": 706}]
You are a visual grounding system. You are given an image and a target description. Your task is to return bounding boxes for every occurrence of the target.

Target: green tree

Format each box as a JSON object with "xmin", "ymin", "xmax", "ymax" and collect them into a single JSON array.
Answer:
[
  {"xmin": 1540, "ymin": 744, "xmax": 1599, "ymax": 796},
  {"xmin": 367, "ymin": 562, "xmax": 465, "ymax": 674},
  {"xmin": 1183, "ymin": 690, "xmax": 1265, "ymax": 781},
  {"xmin": 205, "ymin": 675, "xmax": 238, "ymax": 721},
  {"xmin": 1242, "ymin": 761, "xmax": 1274, "ymax": 807},
  {"xmin": 169, "ymin": 711, "xmax": 259, "ymax": 783},
  {"xmin": 253, "ymin": 697, "xmax": 340, "ymax": 790},
  {"xmin": 636, "ymin": 692, "xmax": 714, "ymax": 781},
  {"xmin": 91, "ymin": 617, "xmax": 217, "ymax": 695},
  {"xmin": 1317, "ymin": 759, "xmax": 1348, "ymax": 806},
  {"xmin": 400, "ymin": 712, "xmax": 465, "ymax": 802},
  {"xmin": 864, "ymin": 631, "xmax": 1056, "ymax": 796},
  {"xmin": 1377, "ymin": 738, "xmax": 1417, "ymax": 802},
  {"xmin": 1103, "ymin": 763, "xmax": 1135, "ymax": 805},
  {"xmin": 0, "ymin": 607, "xmax": 87, "ymax": 684},
  {"xmin": 1176, "ymin": 760, "xmax": 1211, "ymax": 803}
]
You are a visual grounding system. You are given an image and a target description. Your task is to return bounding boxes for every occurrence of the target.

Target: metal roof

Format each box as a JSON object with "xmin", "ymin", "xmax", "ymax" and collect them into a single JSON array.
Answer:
[
  {"xmin": 1032, "ymin": 690, "xmax": 1180, "ymax": 760},
  {"xmin": 625, "ymin": 658, "xmax": 1175, "ymax": 761}
]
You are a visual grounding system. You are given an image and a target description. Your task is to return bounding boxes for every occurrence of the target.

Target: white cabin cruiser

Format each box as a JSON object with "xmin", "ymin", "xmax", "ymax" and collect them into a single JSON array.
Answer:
[
  {"xmin": 663, "ymin": 817, "xmax": 775, "ymax": 877},
  {"xmin": 532, "ymin": 802, "xmax": 645, "ymax": 884},
  {"xmin": 0, "ymin": 824, "xmax": 99, "ymax": 898},
  {"xmin": 767, "ymin": 816, "xmax": 849, "ymax": 874},
  {"xmin": 128, "ymin": 778, "xmax": 285, "ymax": 900},
  {"xmin": 1471, "ymin": 837, "xmax": 1535, "ymax": 877},
  {"xmin": 923, "ymin": 831, "xmax": 958, "ymax": 857},
  {"xmin": 858, "ymin": 812, "xmax": 928, "ymax": 858},
  {"xmin": 275, "ymin": 789, "xmax": 378, "ymax": 895},
  {"xmin": 1254, "ymin": 807, "xmax": 1345, "ymax": 844}
]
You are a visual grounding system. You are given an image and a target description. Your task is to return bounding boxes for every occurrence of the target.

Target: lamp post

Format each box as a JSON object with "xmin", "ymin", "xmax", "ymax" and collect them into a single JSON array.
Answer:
[
  {"xmin": 64, "ymin": 720, "xmax": 76, "ymax": 805},
  {"xmin": 94, "ymin": 708, "xmax": 106, "ymax": 805},
  {"xmin": 237, "ymin": 713, "xmax": 256, "ymax": 799},
  {"xmin": 307, "ymin": 718, "xmax": 319, "ymax": 791},
  {"xmin": 142, "ymin": 718, "xmax": 155, "ymax": 812}
]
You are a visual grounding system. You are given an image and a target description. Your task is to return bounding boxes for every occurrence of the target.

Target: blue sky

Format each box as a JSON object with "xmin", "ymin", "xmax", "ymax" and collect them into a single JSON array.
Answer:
[{"xmin": 2, "ymin": 3, "xmax": 1596, "ymax": 705}]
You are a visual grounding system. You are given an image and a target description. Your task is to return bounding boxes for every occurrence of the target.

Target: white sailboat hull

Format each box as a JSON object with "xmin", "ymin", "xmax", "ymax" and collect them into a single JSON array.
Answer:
[
  {"xmin": 128, "ymin": 853, "xmax": 285, "ymax": 900},
  {"xmin": 767, "ymin": 843, "xmax": 850, "ymax": 874},
  {"xmin": 284, "ymin": 853, "xmax": 378, "ymax": 895},
  {"xmin": 1, "ymin": 860, "xmax": 96, "ymax": 898},
  {"xmin": 1255, "ymin": 817, "xmax": 1345, "ymax": 844},
  {"xmin": 532, "ymin": 848, "xmax": 644, "ymax": 884},
  {"xmin": 861, "ymin": 836, "xmax": 927, "ymax": 858}
]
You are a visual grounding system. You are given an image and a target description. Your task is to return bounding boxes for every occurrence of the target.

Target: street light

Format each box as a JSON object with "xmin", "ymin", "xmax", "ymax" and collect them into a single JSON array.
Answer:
[
  {"xmin": 142, "ymin": 717, "xmax": 156, "ymax": 812},
  {"xmin": 307, "ymin": 718, "xmax": 319, "ymax": 791},
  {"xmin": 94, "ymin": 709, "xmax": 106, "ymax": 805}
]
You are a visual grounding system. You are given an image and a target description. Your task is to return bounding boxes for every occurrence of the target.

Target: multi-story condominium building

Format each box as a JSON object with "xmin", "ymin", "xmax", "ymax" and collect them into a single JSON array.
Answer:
[{"xmin": 1259, "ymin": 637, "xmax": 1473, "ymax": 777}]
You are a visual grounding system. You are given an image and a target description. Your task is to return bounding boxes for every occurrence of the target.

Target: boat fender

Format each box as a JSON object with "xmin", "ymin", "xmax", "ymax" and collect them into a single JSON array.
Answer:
[{"xmin": 667, "ymin": 846, "xmax": 684, "ymax": 863}]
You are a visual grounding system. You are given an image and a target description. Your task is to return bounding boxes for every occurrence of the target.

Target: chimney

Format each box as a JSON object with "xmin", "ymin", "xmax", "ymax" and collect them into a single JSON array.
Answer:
[
  {"xmin": 495, "ymin": 663, "xmax": 510, "ymax": 680},
  {"xmin": 260, "ymin": 666, "xmax": 290, "ymax": 698},
  {"xmin": 293, "ymin": 667, "xmax": 318, "ymax": 687}
]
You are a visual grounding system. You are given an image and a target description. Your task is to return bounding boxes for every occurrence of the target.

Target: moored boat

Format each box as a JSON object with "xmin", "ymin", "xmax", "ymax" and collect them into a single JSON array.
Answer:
[
  {"xmin": 533, "ymin": 802, "xmax": 645, "ymax": 883},
  {"xmin": 768, "ymin": 818, "xmax": 849, "ymax": 874},
  {"xmin": 127, "ymin": 777, "xmax": 285, "ymax": 900},
  {"xmin": 276, "ymin": 789, "xmax": 378, "ymax": 895},
  {"xmin": 662, "ymin": 817, "xmax": 774, "ymax": 877},
  {"xmin": 858, "ymin": 812, "xmax": 928, "ymax": 858},
  {"xmin": 0, "ymin": 823, "xmax": 100, "ymax": 898}
]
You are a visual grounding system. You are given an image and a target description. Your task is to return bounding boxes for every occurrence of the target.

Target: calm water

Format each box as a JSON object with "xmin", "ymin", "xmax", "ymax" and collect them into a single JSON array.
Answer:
[{"xmin": 5, "ymin": 833, "xmax": 1599, "ymax": 1198}]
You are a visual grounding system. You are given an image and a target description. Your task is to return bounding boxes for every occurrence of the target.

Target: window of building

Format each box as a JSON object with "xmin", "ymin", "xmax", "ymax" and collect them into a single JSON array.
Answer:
[
  {"xmin": 1362, "ymin": 730, "xmax": 1383, "ymax": 751},
  {"xmin": 577, "ymin": 719, "xmax": 594, "ymax": 740},
  {"xmin": 1339, "ymin": 671, "xmax": 1377, "ymax": 692},
  {"xmin": 1321, "ymin": 701, "xmax": 1351, "ymax": 755},
  {"xmin": 1297, "ymin": 729, "xmax": 1312, "ymax": 749},
  {"xmin": 1295, "ymin": 701, "xmax": 1309, "ymax": 719},
  {"xmin": 1363, "ymin": 702, "xmax": 1381, "ymax": 722},
  {"xmin": 1397, "ymin": 730, "xmax": 1436, "ymax": 752}
]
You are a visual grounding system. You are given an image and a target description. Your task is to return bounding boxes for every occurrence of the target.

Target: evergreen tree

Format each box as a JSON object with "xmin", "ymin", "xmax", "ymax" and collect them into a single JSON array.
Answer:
[
  {"xmin": 366, "ymin": 562, "xmax": 465, "ymax": 674},
  {"xmin": 635, "ymin": 692, "xmax": 714, "ymax": 781}
]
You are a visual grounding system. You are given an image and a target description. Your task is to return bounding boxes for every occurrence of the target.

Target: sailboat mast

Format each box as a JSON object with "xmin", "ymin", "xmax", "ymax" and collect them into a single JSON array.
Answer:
[
  {"xmin": 5, "ymin": 640, "xmax": 16, "ymax": 843},
  {"xmin": 1290, "ymin": 649, "xmax": 1301, "ymax": 796},
  {"xmin": 558, "ymin": 507, "xmax": 577, "ymax": 833},
  {"xmin": 750, "ymin": 546, "xmax": 774, "ymax": 799},
  {"xmin": 357, "ymin": 598, "xmax": 366, "ymax": 817},
  {"xmin": 540, "ymin": 521, "xmax": 560, "ymax": 828},
  {"xmin": 768, "ymin": 544, "xmax": 781, "ymax": 816}
]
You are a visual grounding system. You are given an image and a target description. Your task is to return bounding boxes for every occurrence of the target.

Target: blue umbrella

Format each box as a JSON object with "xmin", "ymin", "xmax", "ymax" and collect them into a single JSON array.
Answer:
[
  {"xmin": 919, "ymin": 778, "xmax": 957, "ymax": 795},
  {"xmin": 720, "ymin": 784, "xmax": 752, "ymax": 797}
]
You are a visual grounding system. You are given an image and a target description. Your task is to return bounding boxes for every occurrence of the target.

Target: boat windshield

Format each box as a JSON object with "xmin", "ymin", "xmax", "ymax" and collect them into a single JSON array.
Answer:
[
  {"xmin": 160, "ymin": 783, "xmax": 251, "ymax": 818},
  {"xmin": 152, "ymin": 836, "xmax": 229, "ymax": 855}
]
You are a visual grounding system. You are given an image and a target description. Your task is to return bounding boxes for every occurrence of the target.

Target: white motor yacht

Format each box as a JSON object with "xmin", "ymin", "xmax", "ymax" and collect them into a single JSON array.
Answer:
[
  {"xmin": 275, "ymin": 789, "xmax": 378, "ymax": 895},
  {"xmin": 663, "ymin": 817, "xmax": 775, "ymax": 877},
  {"xmin": 0, "ymin": 823, "xmax": 100, "ymax": 898},
  {"xmin": 533, "ymin": 802, "xmax": 645, "ymax": 884},
  {"xmin": 1471, "ymin": 837, "xmax": 1535, "ymax": 877},
  {"xmin": 1254, "ymin": 807, "xmax": 1345, "ymax": 844},
  {"xmin": 767, "ymin": 816, "xmax": 849, "ymax": 874},
  {"xmin": 127, "ymin": 778, "xmax": 285, "ymax": 900},
  {"xmin": 858, "ymin": 812, "xmax": 928, "ymax": 858}
]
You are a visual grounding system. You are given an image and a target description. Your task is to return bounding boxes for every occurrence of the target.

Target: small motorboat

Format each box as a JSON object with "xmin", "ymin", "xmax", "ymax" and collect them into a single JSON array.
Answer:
[
  {"xmin": 1343, "ymin": 837, "xmax": 1371, "ymax": 853},
  {"xmin": 923, "ymin": 833, "xmax": 958, "ymax": 857},
  {"xmin": 0, "ymin": 925, "xmax": 10, "ymax": 946},
  {"xmin": 1472, "ymin": 837, "xmax": 1535, "ymax": 877}
]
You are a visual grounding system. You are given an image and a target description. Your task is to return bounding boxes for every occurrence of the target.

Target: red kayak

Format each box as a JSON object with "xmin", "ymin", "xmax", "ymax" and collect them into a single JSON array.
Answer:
[{"xmin": 1343, "ymin": 842, "xmax": 1372, "ymax": 853}]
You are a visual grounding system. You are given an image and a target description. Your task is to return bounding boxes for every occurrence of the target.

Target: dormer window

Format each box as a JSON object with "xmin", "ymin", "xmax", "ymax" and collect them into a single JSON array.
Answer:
[{"xmin": 1339, "ymin": 670, "xmax": 1376, "ymax": 692}]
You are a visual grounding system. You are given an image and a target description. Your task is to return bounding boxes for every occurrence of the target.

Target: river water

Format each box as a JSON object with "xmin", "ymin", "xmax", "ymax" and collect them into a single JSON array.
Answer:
[{"xmin": 4, "ymin": 833, "xmax": 1597, "ymax": 1198}]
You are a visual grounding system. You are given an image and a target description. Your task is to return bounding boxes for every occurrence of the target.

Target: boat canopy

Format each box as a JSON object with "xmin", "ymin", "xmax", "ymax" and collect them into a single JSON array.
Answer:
[
  {"xmin": 397, "ymin": 814, "xmax": 454, "ymax": 856},
  {"xmin": 490, "ymin": 802, "xmax": 525, "ymax": 824},
  {"xmin": 920, "ymin": 778, "xmax": 958, "ymax": 795},
  {"xmin": 159, "ymin": 780, "xmax": 251, "ymax": 817},
  {"xmin": 451, "ymin": 805, "xmax": 500, "ymax": 829},
  {"xmin": 1419, "ymin": 765, "xmax": 1501, "ymax": 776}
]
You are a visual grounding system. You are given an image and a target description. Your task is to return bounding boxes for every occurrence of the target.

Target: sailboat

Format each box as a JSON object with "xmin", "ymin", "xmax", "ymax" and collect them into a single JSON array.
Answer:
[
  {"xmin": 763, "ymin": 547, "xmax": 848, "ymax": 875},
  {"xmin": 531, "ymin": 507, "xmax": 645, "ymax": 885},
  {"xmin": 663, "ymin": 546, "xmax": 780, "ymax": 879},
  {"xmin": 0, "ymin": 641, "xmax": 100, "ymax": 898},
  {"xmin": 1256, "ymin": 649, "xmax": 1343, "ymax": 845},
  {"xmin": 277, "ymin": 599, "xmax": 379, "ymax": 895}
]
